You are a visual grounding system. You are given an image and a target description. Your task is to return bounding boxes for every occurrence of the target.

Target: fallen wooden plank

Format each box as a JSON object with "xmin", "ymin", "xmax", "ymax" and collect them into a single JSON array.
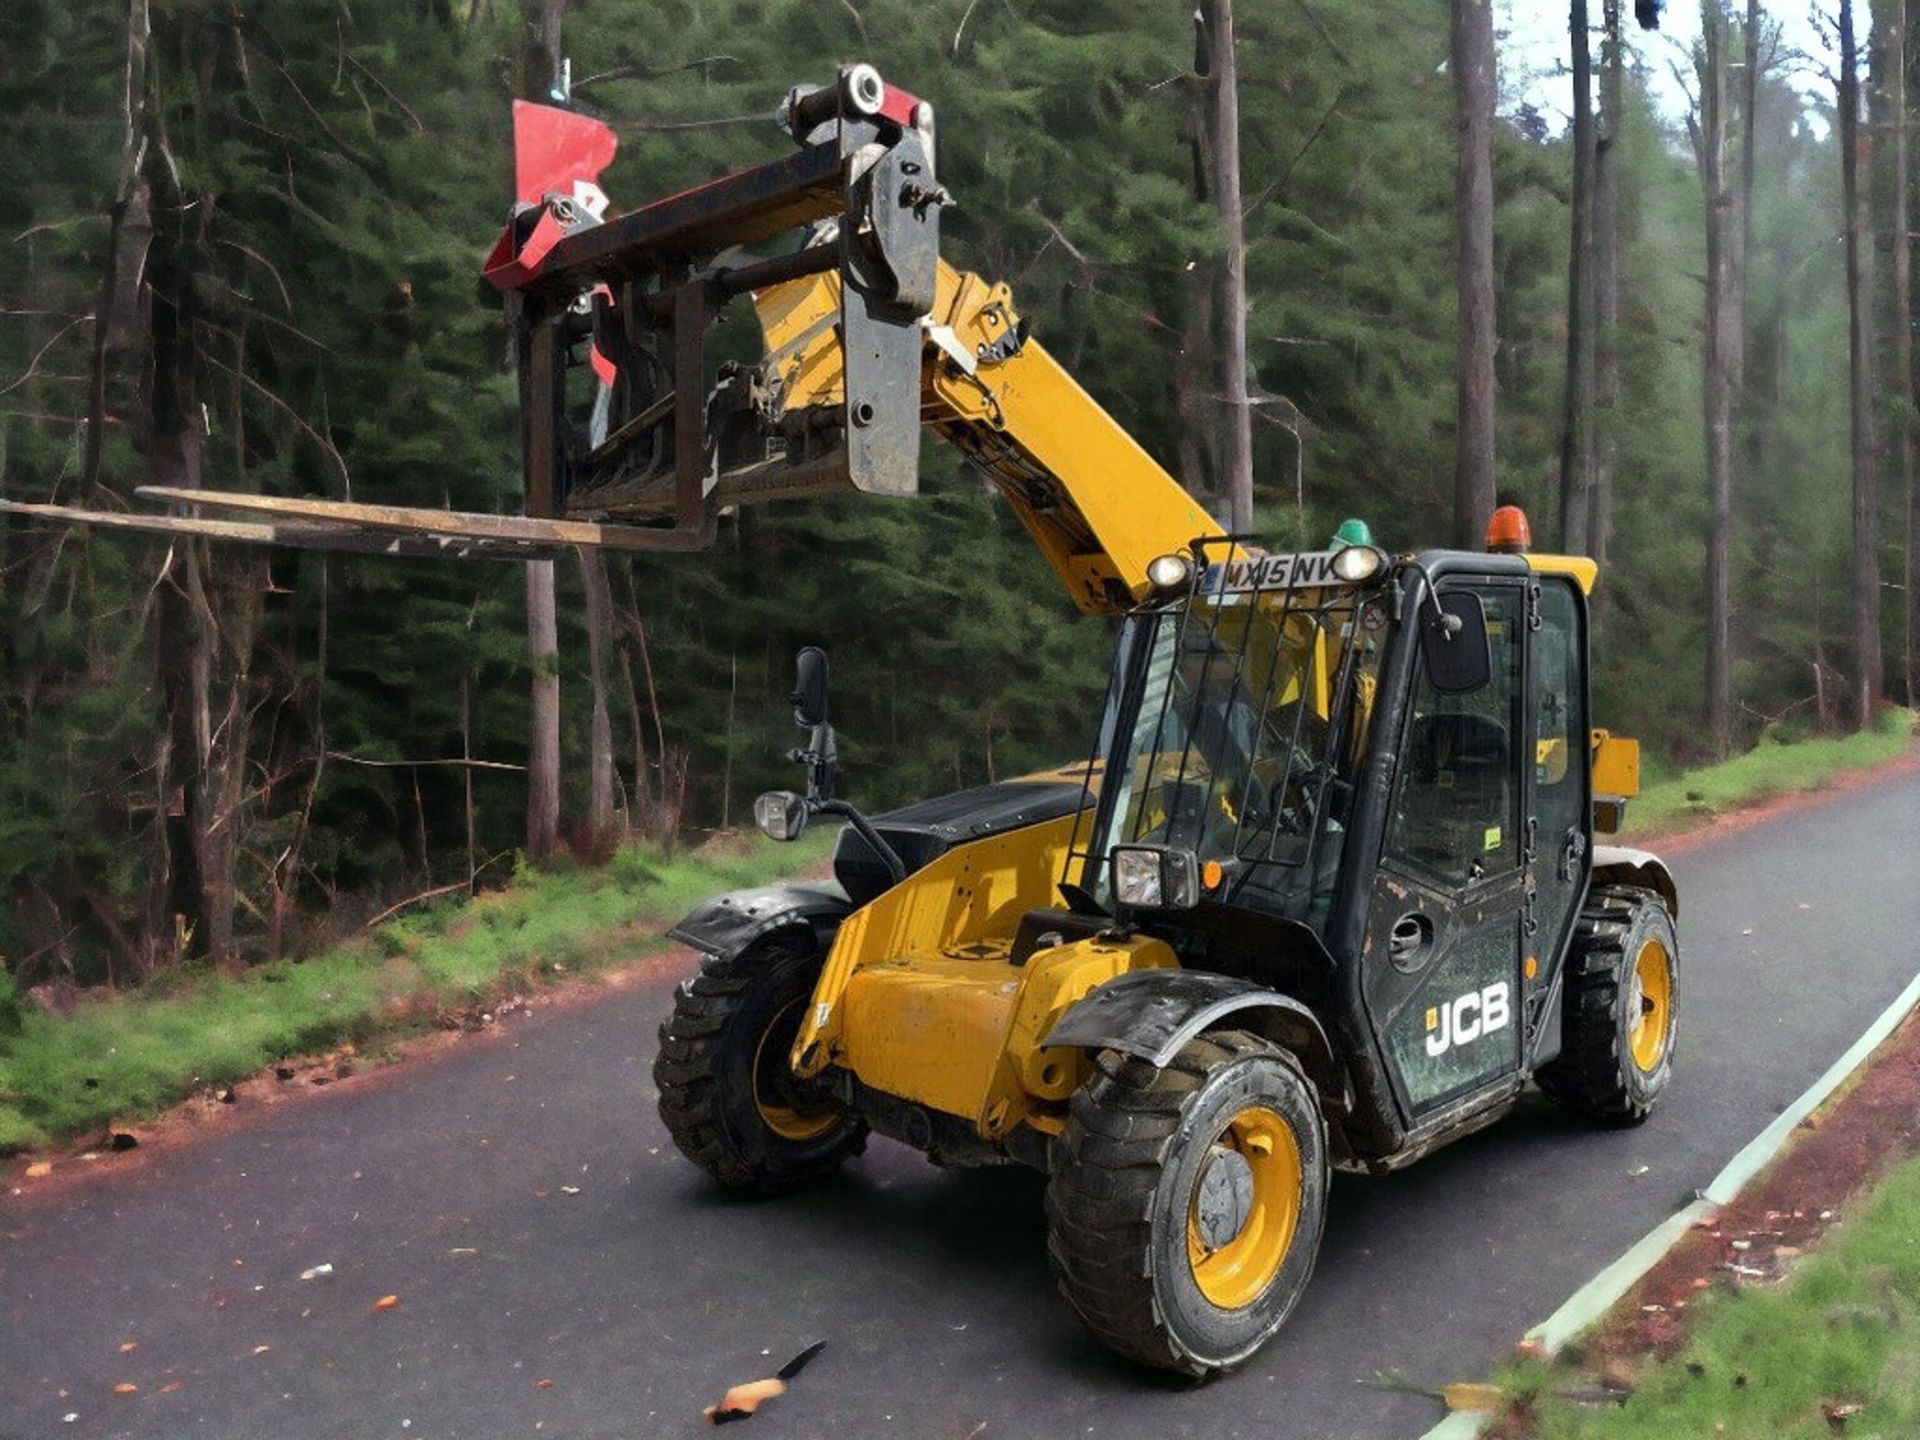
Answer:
[
  {"xmin": 0, "ymin": 500, "xmax": 564, "ymax": 562},
  {"xmin": 134, "ymin": 486, "xmax": 714, "ymax": 552}
]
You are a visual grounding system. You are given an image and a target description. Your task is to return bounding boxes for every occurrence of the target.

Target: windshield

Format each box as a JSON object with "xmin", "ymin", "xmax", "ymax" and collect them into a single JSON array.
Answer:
[{"xmin": 1085, "ymin": 581, "xmax": 1386, "ymax": 923}]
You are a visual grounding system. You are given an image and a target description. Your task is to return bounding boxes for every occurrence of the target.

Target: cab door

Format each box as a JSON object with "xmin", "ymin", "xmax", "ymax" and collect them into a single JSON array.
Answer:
[
  {"xmin": 1359, "ymin": 579, "xmax": 1529, "ymax": 1121},
  {"xmin": 1520, "ymin": 575, "xmax": 1592, "ymax": 1063}
]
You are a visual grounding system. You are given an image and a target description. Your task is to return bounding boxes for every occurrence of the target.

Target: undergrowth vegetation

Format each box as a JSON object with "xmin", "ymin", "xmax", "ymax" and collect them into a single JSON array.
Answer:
[
  {"xmin": 0, "ymin": 832, "xmax": 834, "ymax": 1153},
  {"xmin": 1626, "ymin": 708, "xmax": 1914, "ymax": 835}
]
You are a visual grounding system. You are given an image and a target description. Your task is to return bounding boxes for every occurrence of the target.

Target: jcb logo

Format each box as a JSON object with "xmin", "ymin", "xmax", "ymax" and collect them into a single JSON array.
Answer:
[{"xmin": 1424, "ymin": 982, "xmax": 1511, "ymax": 1057}]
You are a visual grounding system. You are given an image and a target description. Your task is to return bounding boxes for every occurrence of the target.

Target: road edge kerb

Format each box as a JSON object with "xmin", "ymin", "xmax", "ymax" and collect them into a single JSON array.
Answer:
[{"xmin": 1417, "ymin": 965, "xmax": 1920, "ymax": 1440}]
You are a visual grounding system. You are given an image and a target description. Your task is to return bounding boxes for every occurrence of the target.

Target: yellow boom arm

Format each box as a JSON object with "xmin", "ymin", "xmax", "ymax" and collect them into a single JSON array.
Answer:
[{"xmin": 755, "ymin": 259, "xmax": 1223, "ymax": 615}]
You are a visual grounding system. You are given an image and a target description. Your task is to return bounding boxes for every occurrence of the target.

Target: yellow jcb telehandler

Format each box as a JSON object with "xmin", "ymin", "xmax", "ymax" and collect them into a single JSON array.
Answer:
[
  {"xmin": 619, "ymin": 67, "xmax": 1680, "ymax": 1375},
  {"xmin": 4, "ymin": 63, "xmax": 1680, "ymax": 1378}
]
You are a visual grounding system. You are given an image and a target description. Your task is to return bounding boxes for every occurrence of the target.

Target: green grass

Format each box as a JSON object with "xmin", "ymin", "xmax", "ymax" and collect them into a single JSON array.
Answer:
[
  {"xmin": 0, "ymin": 831, "xmax": 835, "ymax": 1153},
  {"xmin": 1496, "ymin": 1157, "xmax": 1920, "ymax": 1439},
  {"xmin": 1626, "ymin": 708, "xmax": 1915, "ymax": 837}
]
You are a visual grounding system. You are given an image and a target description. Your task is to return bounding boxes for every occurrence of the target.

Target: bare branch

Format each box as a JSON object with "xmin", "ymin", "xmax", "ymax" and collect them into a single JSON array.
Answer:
[
  {"xmin": 341, "ymin": 48, "xmax": 424, "ymax": 131},
  {"xmin": 216, "ymin": 237, "xmax": 295, "ymax": 313},
  {"xmin": 1291, "ymin": 0, "xmax": 1352, "ymax": 68},
  {"xmin": 201, "ymin": 351, "xmax": 352, "ymax": 490},
  {"xmin": 952, "ymin": 0, "xmax": 983, "ymax": 59},
  {"xmin": 12, "ymin": 215, "xmax": 108, "ymax": 245},
  {"xmin": 617, "ymin": 113, "xmax": 767, "ymax": 134},
  {"xmin": 840, "ymin": 0, "xmax": 871, "ymax": 46},
  {"xmin": 324, "ymin": 750, "xmax": 526, "ymax": 773},
  {"xmin": 0, "ymin": 314, "xmax": 94, "ymax": 397},
  {"xmin": 574, "ymin": 54, "xmax": 737, "ymax": 90}
]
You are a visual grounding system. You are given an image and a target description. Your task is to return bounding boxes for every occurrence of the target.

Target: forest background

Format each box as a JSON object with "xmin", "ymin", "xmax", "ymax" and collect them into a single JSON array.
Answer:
[{"xmin": 1, "ymin": 0, "xmax": 1912, "ymax": 983}]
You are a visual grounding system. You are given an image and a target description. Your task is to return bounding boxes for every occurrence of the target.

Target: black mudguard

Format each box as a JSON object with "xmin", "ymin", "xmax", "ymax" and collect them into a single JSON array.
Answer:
[
  {"xmin": 1044, "ymin": 970, "xmax": 1347, "ymax": 1111},
  {"xmin": 667, "ymin": 882, "xmax": 852, "ymax": 963}
]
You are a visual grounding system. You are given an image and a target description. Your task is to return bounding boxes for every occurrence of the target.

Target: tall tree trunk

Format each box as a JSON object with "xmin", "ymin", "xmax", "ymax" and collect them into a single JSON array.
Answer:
[
  {"xmin": 1593, "ymin": 0, "xmax": 1625, "ymax": 570},
  {"xmin": 1560, "ymin": 0, "xmax": 1598, "ymax": 555},
  {"xmin": 1451, "ymin": 0, "xmax": 1498, "ymax": 549},
  {"xmin": 83, "ymin": 0, "xmax": 152, "ymax": 492},
  {"xmin": 1177, "ymin": 23, "xmax": 1221, "ymax": 513},
  {"xmin": 524, "ymin": 558, "xmax": 561, "ymax": 861},
  {"xmin": 1841, "ymin": 0, "xmax": 1883, "ymax": 727},
  {"xmin": 1737, "ymin": 0, "xmax": 1758, "ymax": 402},
  {"xmin": 1895, "ymin": 0, "xmax": 1918, "ymax": 707},
  {"xmin": 519, "ymin": 0, "xmax": 567, "ymax": 861},
  {"xmin": 1197, "ymin": 0, "xmax": 1255, "ymax": 532},
  {"xmin": 577, "ymin": 547, "xmax": 616, "ymax": 852},
  {"xmin": 1694, "ymin": 3, "xmax": 1736, "ymax": 753}
]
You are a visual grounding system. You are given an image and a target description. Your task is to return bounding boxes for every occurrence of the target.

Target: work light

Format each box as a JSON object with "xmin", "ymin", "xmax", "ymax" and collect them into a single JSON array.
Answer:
[
  {"xmin": 1331, "ymin": 544, "xmax": 1385, "ymax": 584},
  {"xmin": 1146, "ymin": 553, "xmax": 1192, "ymax": 594},
  {"xmin": 1111, "ymin": 844, "xmax": 1201, "ymax": 911},
  {"xmin": 754, "ymin": 791, "xmax": 810, "ymax": 842}
]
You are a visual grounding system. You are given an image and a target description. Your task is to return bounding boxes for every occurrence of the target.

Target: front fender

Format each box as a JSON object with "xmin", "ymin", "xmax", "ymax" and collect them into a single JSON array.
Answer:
[
  {"xmin": 1044, "ymin": 970, "xmax": 1345, "ymax": 1108},
  {"xmin": 667, "ymin": 882, "xmax": 852, "ymax": 962}
]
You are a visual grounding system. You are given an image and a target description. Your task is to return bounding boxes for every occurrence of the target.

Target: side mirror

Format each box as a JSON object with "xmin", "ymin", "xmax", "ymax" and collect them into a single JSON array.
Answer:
[
  {"xmin": 754, "ymin": 790, "xmax": 811, "ymax": 843},
  {"xmin": 1421, "ymin": 591, "xmax": 1493, "ymax": 695},
  {"xmin": 793, "ymin": 646, "xmax": 830, "ymax": 728}
]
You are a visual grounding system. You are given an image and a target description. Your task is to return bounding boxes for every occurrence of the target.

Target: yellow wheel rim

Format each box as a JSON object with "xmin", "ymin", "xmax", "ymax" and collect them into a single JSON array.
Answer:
[
  {"xmin": 752, "ymin": 1000, "xmax": 839, "ymax": 1142},
  {"xmin": 1186, "ymin": 1105, "xmax": 1303, "ymax": 1310},
  {"xmin": 1628, "ymin": 939, "xmax": 1673, "ymax": 1073}
]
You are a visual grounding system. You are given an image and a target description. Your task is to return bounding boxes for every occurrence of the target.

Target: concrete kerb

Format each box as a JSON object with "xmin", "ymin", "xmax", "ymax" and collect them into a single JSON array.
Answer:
[{"xmin": 1415, "ymin": 967, "xmax": 1920, "ymax": 1440}]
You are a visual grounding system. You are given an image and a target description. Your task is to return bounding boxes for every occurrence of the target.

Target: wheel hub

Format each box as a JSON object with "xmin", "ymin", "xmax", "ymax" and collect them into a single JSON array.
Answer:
[
  {"xmin": 1628, "ymin": 938, "xmax": 1672, "ymax": 1072},
  {"xmin": 1193, "ymin": 1144, "xmax": 1257, "ymax": 1251}
]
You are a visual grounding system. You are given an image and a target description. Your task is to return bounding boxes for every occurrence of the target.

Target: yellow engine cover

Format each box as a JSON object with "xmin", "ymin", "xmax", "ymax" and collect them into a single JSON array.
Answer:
[{"xmin": 791, "ymin": 806, "xmax": 1176, "ymax": 1140}]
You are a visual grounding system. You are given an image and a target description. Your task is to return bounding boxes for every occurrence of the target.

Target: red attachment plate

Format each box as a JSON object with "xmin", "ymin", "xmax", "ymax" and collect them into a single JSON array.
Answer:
[
  {"xmin": 483, "ymin": 102, "xmax": 620, "ymax": 293},
  {"xmin": 510, "ymin": 99, "xmax": 617, "ymax": 206},
  {"xmin": 875, "ymin": 82, "xmax": 921, "ymax": 129}
]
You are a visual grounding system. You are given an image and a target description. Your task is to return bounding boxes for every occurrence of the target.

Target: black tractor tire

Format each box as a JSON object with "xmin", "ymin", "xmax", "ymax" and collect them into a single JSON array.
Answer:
[
  {"xmin": 653, "ymin": 941, "xmax": 865, "ymax": 1194},
  {"xmin": 1536, "ymin": 884, "xmax": 1678, "ymax": 1125},
  {"xmin": 1044, "ymin": 1030, "xmax": 1329, "ymax": 1378}
]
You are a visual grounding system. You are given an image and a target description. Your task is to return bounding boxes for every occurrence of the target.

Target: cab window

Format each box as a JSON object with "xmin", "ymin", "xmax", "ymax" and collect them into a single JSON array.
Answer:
[{"xmin": 1384, "ymin": 585, "xmax": 1523, "ymax": 888}]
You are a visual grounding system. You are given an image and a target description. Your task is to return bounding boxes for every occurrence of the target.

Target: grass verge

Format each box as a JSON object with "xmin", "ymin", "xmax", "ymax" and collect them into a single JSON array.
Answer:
[
  {"xmin": 1625, "ymin": 707, "xmax": 1915, "ymax": 837},
  {"xmin": 0, "ymin": 831, "xmax": 836, "ymax": 1154},
  {"xmin": 1496, "ymin": 1157, "xmax": 1920, "ymax": 1438}
]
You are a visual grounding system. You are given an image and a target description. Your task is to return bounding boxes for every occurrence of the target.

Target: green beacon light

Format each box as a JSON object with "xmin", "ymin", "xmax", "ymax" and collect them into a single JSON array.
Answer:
[{"xmin": 1332, "ymin": 517, "xmax": 1373, "ymax": 550}]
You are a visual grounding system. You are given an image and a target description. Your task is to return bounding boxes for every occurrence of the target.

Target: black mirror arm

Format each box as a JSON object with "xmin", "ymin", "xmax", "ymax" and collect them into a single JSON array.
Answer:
[
  {"xmin": 1403, "ymin": 559, "xmax": 1462, "ymax": 637},
  {"xmin": 811, "ymin": 798, "xmax": 906, "ymax": 885},
  {"xmin": 788, "ymin": 722, "xmax": 838, "ymax": 801}
]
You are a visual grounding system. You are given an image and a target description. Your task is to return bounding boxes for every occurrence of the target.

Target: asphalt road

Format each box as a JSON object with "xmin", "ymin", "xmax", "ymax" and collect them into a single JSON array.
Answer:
[{"xmin": 5, "ymin": 770, "xmax": 1918, "ymax": 1440}]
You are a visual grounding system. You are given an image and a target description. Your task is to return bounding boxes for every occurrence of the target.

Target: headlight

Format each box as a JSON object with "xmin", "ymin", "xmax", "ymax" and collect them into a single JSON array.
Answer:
[
  {"xmin": 754, "ymin": 790, "xmax": 810, "ymax": 842},
  {"xmin": 1331, "ymin": 544, "xmax": 1385, "ymax": 584},
  {"xmin": 1110, "ymin": 844, "xmax": 1201, "ymax": 910},
  {"xmin": 1146, "ymin": 553, "xmax": 1192, "ymax": 594}
]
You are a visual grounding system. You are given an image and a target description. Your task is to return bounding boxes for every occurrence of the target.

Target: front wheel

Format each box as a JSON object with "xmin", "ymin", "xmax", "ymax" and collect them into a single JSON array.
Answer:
[
  {"xmin": 1045, "ymin": 1030, "xmax": 1329, "ymax": 1377},
  {"xmin": 653, "ymin": 942, "xmax": 866, "ymax": 1194}
]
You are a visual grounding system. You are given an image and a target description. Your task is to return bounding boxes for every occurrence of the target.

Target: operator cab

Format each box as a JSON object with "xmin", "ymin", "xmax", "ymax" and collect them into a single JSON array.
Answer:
[
  {"xmin": 1081, "ymin": 517, "xmax": 1599, "ymax": 1133},
  {"xmin": 1082, "ymin": 535, "xmax": 1391, "ymax": 930}
]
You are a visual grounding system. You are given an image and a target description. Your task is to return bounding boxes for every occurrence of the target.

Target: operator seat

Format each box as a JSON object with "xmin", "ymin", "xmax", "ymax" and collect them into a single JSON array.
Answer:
[{"xmin": 1395, "ymin": 711, "xmax": 1511, "ymax": 879}]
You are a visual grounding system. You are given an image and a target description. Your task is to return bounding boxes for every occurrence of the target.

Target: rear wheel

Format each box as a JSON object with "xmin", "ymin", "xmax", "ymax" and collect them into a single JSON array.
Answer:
[
  {"xmin": 1045, "ymin": 1030, "xmax": 1328, "ymax": 1377},
  {"xmin": 653, "ymin": 942, "xmax": 865, "ymax": 1193},
  {"xmin": 1537, "ymin": 884, "xmax": 1678, "ymax": 1125}
]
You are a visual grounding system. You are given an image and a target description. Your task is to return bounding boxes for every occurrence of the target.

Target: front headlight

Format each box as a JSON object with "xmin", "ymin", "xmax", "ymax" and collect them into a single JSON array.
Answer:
[
  {"xmin": 1145, "ymin": 553, "xmax": 1192, "ymax": 594},
  {"xmin": 1110, "ymin": 844, "xmax": 1201, "ymax": 910},
  {"xmin": 1331, "ymin": 543, "xmax": 1385, "ymax": 584},
  {"xmin": 1113, "ymin": 846, "xmax": 1164, "ymax": 907}
]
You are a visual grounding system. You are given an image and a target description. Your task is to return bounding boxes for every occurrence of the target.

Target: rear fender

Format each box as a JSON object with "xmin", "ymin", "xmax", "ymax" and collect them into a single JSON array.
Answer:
[
  {"xmin": 1044, "ymin": 970, "xmax": 1346, "ymax": 1111},
  {"xmin": 667, "ymin": 883, "xmax": 852, "ymax": 963}
]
